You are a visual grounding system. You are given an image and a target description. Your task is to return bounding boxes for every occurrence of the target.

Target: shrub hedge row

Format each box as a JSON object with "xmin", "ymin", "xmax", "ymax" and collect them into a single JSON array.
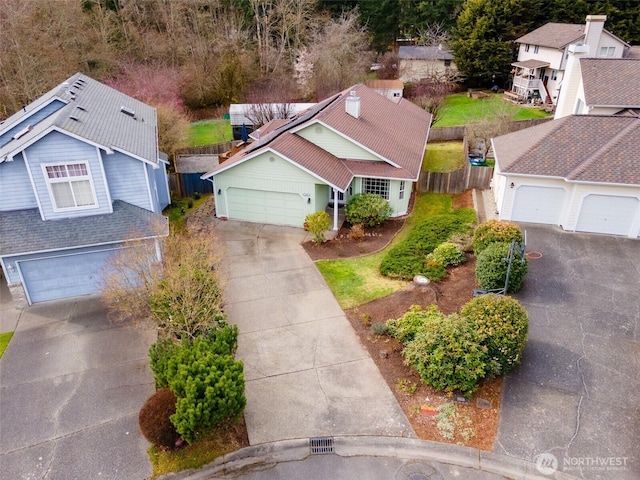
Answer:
[{"xmin": 380, "ymin": 209, "xmax": 476, "ymax": 280}]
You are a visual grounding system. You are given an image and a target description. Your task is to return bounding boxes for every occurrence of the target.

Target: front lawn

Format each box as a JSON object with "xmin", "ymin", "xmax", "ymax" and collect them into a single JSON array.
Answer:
[
  {"xmin": 189, "ymin": 119, "xmax": 232, "ymax": 147},
  {"xmin": 422, "ymin": 141, "xmax": 465, "ymax": 172},
  {"xmin": 316, "ymin": 193, "xmax": 456, "ymax": 308},
  {"xmin": 435, "ymin": 93, "xmax": 551, "ymax": 127}
]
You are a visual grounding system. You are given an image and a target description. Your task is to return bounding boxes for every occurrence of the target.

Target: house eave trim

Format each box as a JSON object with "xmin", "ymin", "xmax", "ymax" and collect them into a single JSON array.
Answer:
[{"xmin": 1, "ymin": 232, "xmax": 169, "ymax": 259}]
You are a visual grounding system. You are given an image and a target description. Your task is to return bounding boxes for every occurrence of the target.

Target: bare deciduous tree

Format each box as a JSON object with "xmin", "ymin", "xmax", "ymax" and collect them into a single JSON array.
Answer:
[
  {"xmin": 243, "ymin": 77, "xmax": 298, "ymax": 127},
  {"xmin": 101, "ymin": 230, "xmax": 226, "ymax": 341},
  {"xmin": 407, "ymin": 76, "xmax": 458, "ymax": 126},
  {"xmin": 307, "ymin": 10, "xmax": 375, "ymax": 100},
  {"xmin": 416, "ymin": 22, "xmax": 450, "ymax": 47}
]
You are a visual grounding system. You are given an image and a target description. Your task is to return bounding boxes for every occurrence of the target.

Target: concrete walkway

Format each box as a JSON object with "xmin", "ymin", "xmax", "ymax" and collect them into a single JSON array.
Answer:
[{"xmin": 211, "ymin": 220, "xmax": 414, "ymax": 445}]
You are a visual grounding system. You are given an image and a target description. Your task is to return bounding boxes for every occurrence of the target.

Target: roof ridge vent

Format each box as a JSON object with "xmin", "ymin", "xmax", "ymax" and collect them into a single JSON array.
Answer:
[{"xmin": 120, "ymin": 106, "xmax": 136, "ymax": 117}]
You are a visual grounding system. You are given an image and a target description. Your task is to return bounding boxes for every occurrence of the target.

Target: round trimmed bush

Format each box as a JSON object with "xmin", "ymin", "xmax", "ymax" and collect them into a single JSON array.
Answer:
[
  {"xmin": 472, "ymin": 220, "xmax": 523, "ymax": 254},
  {"xmin": 429, "ymin": 242, "xmax": 466, "ymax": 267},
  {"xmin": 461, "ymin": 294, "xmax": 529, "ymax": 375},
  {"xmin": 305, "ymin": 211, "xmax": 331, "ymax": 243},
  {"xmin": 139, "ymin": 388, "xmax": 181, "ymax": 449},
  {"xmin": 387, "ymin": 305, "xmax": 444, "ymax": 344},
  {"xmin": 402, "ymin": 313, "xmax": 487, "ymax": 397},
  {"xmin": 475, "ymin": 242, "xmax": 528, "ymax": 293},
  {"xmin": 344, "ymin": 193, "xmax": 393, "ymax": 227}
]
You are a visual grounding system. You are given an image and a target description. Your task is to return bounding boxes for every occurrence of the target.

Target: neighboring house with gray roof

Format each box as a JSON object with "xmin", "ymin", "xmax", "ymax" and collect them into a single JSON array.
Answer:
[
  {"xmin": 0, "ymin": 73, "xmax": 170, "ymax": 306},
  {"xmin": 202, "ymin": 84, "xmax": 432, "ymax": 230},
  {"xmin": 398, "ymin": 45, "xmax": 456, "ymax": 83},
  {"xmin": 490, "ymin": 115, "xmax": 640, "ymax": 237},
  {"xmin": 508, "ymin": 15, "xmax": 630, "ymax": 106}
]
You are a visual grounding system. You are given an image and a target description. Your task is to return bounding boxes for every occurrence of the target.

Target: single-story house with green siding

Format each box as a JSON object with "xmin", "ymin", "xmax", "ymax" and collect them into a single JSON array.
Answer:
[{"xmin": 201, "ymin": 84, "xmax": 432, "ymax": 230}]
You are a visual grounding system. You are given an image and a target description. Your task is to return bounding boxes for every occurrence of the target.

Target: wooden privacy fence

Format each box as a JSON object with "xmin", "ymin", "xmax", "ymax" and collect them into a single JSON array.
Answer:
[
  {"xmin": 419, "ymin": 162, "xmax": 494, "ymax": 194},
  {"xmin": 175, "ymin": 141, "xmax": 240, "ymax": 156},
  {"xmin": 428, "ymin": 126, "xmax": 466, "ymax": 142}
]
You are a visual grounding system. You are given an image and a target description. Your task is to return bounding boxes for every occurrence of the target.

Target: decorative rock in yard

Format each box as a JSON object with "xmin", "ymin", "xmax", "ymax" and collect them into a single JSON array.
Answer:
[{"xmin": 413, "ymin": 275, "xmax": 430, "ymax": 286}]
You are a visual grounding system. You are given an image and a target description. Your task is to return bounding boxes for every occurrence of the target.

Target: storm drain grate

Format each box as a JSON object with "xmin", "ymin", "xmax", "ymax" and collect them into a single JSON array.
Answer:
[{"xmin": 310, "ymin": 437, "xmax": 334, "ymax": 454}]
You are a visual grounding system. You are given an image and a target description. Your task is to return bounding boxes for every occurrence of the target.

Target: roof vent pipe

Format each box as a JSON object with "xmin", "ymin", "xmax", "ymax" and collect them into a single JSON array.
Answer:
[{"xmin": 345, "ymin": 91, "xmax": 360, "ymax": 119}]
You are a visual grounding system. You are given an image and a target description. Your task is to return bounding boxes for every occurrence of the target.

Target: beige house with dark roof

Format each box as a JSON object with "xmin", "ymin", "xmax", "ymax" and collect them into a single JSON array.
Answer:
[
  {"xmin": 508, "ymin": 15, "xmax": 630, "ymax": 105},
  {"xmin": 202, "ymin": 84, "xmax": 432, "ymax": 230},
  {"xmin": 491, "ymin": 115, "xmax": 640, "ymax": 237},
  {"xmin": 398, "ymin": 45, "xmax": 456, "ymax": 83},
  {"xmin": 555, "ymin": 47, "xmax": 640, "ymax": 118}
]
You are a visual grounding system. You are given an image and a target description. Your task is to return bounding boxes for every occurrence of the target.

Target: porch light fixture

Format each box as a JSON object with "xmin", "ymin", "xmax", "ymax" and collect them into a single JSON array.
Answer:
[
  {"xmin": 510, "ymin": 182, "xmax": 515, "ymax": 189},
  {"xmin": 217, "ymin": 189, "xmax": 221, "ymax": 195},
  {"xmin": 307, "ymin": 197, "xmax": 311, "ymax": 204}
]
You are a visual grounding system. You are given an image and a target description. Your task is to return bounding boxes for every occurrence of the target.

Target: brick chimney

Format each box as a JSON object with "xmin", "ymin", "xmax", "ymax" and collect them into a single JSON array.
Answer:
[
  {"xmin": 584, "ymin": 15, "xmax": 607, "ymax": 57},
  {"xmin": 345, "ymin": 91, "xmax": 360, "ymax": 119}
]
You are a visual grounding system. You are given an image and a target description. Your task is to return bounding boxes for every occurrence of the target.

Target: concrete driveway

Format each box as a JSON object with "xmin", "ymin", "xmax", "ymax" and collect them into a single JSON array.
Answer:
[
  {"xmin": 214, "ymin": 220, "xmax": 414, "ymax": 445},
  {"xmin": 495, "ymin": 225, "xmax": 640, "ymax": 479},
  {"xmin": 0, "ymin": 282, "xmax": 155, "ymax": 480}
]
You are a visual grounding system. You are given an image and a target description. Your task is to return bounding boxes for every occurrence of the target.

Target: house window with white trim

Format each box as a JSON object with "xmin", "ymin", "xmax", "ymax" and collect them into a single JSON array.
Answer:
[
  {"xmin": 43, "ymin": 162, "xmax": 97, "ymax": 210},
  {"xmin": 534, "ymin": 45, "xmax": 539, "ymax": 54},
  {"xmin": 550, "ymin": 70, "xmax": 557, "ymax": 81},
  {"xmin": 599, "ymin": 46, "xmax": 615, "ymax": 57},
  {"xmin": 524, "ymin": 44, "xmax": 530, "ymax": 52},
  {"xmin": 399, "ymin": 181, "xmax": 406, "ymax": 200},
  {"xmin": 362, "ymin": 178, "xmax": 390, "ymax": 200}
]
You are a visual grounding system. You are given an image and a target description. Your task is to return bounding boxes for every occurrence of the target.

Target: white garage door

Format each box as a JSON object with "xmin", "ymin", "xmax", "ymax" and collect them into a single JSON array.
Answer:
[
  {"xmin": 576, "ymin": 195, "xmax": 639, "ymax": 235},
  {"xmin": 511, "ymin": 186, "xmax": 566, "ymax": 225},
  {"xmin": 19, "ymin": 250, "xmax": 115, "ymax": 304},
  {"xmin": 227, "ymin": 188, "xmax": 305, "ymax": 227}
]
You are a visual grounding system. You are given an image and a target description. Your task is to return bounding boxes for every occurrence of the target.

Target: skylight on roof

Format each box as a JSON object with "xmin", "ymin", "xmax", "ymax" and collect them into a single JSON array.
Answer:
[{"xmin": 120, "ymin": 106, "xmax": 135, "ymax": 117}]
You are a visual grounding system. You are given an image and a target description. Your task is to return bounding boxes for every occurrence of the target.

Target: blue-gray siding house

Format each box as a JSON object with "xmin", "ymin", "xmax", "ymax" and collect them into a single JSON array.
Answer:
[{"xmin": 0, "ymin": 73, "xmax": 170, "ymax": 306}]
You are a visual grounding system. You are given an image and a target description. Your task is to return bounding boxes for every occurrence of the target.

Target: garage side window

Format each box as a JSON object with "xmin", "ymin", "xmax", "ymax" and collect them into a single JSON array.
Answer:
[
  {"xmin": 43, "ymin": 162, "xmax": 97, "ymax": 210},
  {"xmin": 362, "ymin": 178, "xmax": 390, "ymax": 200}
]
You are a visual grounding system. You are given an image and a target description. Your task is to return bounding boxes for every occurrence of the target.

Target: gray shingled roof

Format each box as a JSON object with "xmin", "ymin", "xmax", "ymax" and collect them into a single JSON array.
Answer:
[
  {"xmin": 203, "ymin": 84, "xmax": 432, "ymax": 189},
  {"xmin": 399, "ymin": 45, "xmax": 454, "ymax": 60},
  {"xmin": 515, "ymin": 23, "xmax": 585, "ymax": 48},
  {"xmin": 512, "ymin": 59, "xmax": 550, "ymax": 69},
  {"xmin": 0, "ymin": 73, "xmax": 158, "ymax": 163},
  {"xmin": 175, "ymin": 155, "xmax": 219, "ymax": 174},
  {"xmin": 0, "ymin": 200, "xmax": 168, "ymax": 256},
  {"xmin": 581, "ymin": 59, "xmax": 640, "ymax": 107},
  {"xmin": 492, "ymin": 115, "xmax": 640, "ymax": 185}
]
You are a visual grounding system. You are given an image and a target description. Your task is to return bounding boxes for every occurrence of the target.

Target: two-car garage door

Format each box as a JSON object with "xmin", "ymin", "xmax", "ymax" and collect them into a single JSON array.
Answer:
[
  {"xmin": 226, "ymin": 188, "xmax": 306, "ymax": 227},
  {"xmin": 19, "ymin": 250, "xmax": 115, "ymax": 304},
  {"xmin": 510, "ymin": 186, "xmax": 639, "ymax": 236}
]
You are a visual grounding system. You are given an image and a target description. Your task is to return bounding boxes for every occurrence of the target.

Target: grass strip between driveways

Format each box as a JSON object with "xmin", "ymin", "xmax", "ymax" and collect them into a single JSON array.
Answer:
[
  {"xmin": 0, "ymin": 332, "xmax": 13, "ymax": 358},
  {"xmin": 148, "ymin": 421, "xmax": 245, "ymax": 478},
  {"xmin": 316, "ymin": 193, "xmax": 455, "ymax": 309}
]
